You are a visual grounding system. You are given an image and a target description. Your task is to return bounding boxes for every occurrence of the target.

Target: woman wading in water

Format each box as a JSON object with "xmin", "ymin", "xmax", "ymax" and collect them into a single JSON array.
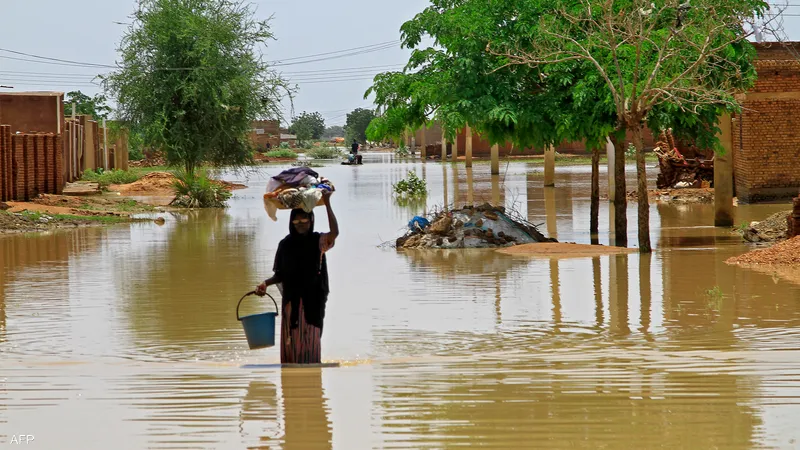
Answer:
[{"xmin": 255, "ymin": 190, "xmax": 338, "ymax": 364}]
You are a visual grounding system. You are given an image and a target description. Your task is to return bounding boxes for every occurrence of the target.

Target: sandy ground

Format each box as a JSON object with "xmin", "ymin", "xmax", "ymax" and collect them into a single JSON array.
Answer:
[
  {"xmin": 726, "ymin": 236, "xmax": 800, "ymax": 266},
  {"xmin": 497, "ymin": 242, "xmax": 637, "ymax": 258},
  {"xmin": 4, "ymin": 193, "xmax": 155, "ymax": 217},
  {"xmin": 109, "ymin": 172, "xmax": 178, "ymax": 197},
  {"xmin": 108, "ymin": 171, "xmax": 247, "ymax": 199}
]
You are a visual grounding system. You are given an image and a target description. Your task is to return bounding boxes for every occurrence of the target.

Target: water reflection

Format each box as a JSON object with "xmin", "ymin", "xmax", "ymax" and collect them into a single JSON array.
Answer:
[
  {"xmin": 2, "ymin": 160, "xmax": 800, "ymax": 448},
  {"xmin": 376, "ymin": 357, "xmax": 762, "ymax": 449},
  {"xmin": 121, "ymin": 209, "xmax": 258, "ymax": 357},
  {"xmin": 240, "ymin": 372, "xmax": 332, "ymax": 450},
  {"xmin": 279, "ymin": 369, "xmax": 332, "ymax": 450}
]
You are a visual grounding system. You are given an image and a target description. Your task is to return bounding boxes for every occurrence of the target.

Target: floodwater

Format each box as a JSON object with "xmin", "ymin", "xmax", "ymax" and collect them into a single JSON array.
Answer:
[{"xmin": 2, "ymin": 153, "xmax": 800, "ymax": 449}]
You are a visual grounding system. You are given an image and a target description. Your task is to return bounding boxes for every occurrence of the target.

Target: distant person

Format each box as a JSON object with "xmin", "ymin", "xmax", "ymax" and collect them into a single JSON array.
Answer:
[{"xmin": 351, "ymin": 139, "xmax": 359, "ymax": 154}]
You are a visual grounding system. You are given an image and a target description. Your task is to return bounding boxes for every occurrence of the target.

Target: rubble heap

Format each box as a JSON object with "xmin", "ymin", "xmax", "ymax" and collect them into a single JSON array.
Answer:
[
  {"xmin": 396, "ymin": 203, "xmax": 555, "ymax": 249},
  {"xmin": 740, "ymin": 210, "xmax": 793, "ymax": 243},
  {"xmin": 789, "ymin": 195, "xmax": 800, "ymax": 239},
  {"xmin": 654, "ymin": 129, "xmax": 714, "ymax": 189}
]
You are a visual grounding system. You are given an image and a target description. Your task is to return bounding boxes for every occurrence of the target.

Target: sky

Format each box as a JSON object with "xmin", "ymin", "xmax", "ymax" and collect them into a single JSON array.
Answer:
[{"xmin": 1, "ymin": 0, "xmax": 799, "ymax": 128}]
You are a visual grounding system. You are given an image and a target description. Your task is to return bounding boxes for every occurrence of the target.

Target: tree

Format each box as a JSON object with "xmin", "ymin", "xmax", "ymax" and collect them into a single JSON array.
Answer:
[
  {"xmin": 366, "ymin": 0, "xmax": 616, "ymax": 239},
  {"xmin": 492, "ymin": 0, "xmax": 769, "ymax": 253},
  {"xmin": 322, "ymin": 125, "xmax": 344, "ymax": 139},
  {"xmin": 344, "ymin": 108, "xmax": 376, "ymax": 144},
  {"xmin": 102, "ymin": 0, "xmax": 290, "ymax": 174},
  {"xmin": 64, "ymin": 91, "xmax": 112, "ymax": 120},
  {"xmin": 288, "ymin": 111, "xmax": 325, "ymax": 141}
]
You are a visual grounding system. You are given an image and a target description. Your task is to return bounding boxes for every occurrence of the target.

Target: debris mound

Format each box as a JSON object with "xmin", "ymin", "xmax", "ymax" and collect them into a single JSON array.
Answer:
[
  {"xmin": 654, "ymin": 128, "xmax": 714, "ymax": 189},
  {"xmin": 739, "ymin": 210, "xmax": 792, "ymax": 243},
  {"xmin": 113, "ymin": 172, "xmax": 177, "ymax": 196},
  {"xmin": 395, "ymin": 203, "xmax": 555, "ymax": 249},
  {"xmin": 726, "ymin": 235, "xmax": 800, "ymax": 266}
]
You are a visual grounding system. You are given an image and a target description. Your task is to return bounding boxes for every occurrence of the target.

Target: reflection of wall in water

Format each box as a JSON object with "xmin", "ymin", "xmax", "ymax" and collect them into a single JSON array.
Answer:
[
  {"xmin": 0, "ymin": 228, "xmax": 106, "ymax": 335},
  {"xmin": 657, "ymin": 205, "xmax": 800, "ymax": 332}
]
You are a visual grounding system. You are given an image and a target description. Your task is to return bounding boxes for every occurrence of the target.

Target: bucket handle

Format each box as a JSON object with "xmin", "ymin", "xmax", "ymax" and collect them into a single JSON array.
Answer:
[{"xmin": 236, "ymin": 291, "xmax": 279, "ymax": 321}]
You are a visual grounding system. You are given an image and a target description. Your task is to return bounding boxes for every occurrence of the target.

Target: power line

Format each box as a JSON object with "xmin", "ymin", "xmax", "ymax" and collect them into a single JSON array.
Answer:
[
  {"xmin": 269, "ymin": 40, "xmax": 400, "ymax": 63},
  {"xmin": 0, "ymin": 40, "xmax": 403, "ymax": 71},
  {"xmin": 0, "ymin": 48, "xmax": 115, "ymax": 68}
]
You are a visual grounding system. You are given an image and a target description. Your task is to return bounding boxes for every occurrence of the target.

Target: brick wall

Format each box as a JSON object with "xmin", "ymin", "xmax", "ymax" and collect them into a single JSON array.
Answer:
[
  {"xmin": 0, "ymin": 126, "xmax": 60, "ymax": 201},
  {"xmin": 1, "ymin": 125, "xmax": 10, "ymax": 201},
  {"xmin": 733, "ymin": 48, "xmax": 800, "ymax": 203}
]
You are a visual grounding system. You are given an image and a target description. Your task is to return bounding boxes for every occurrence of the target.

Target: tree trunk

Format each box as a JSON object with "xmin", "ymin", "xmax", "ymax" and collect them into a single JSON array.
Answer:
[
  {"xmin": 632, "ymin": 124, "xmax": 651, "ymax": 253},
  {"xmin": 590, "ymin": 145, "xmax": 600, "ymax": 237},
  {"xmin": 611, "ymin": 135, "xmax": 627, "ymax": 247}
]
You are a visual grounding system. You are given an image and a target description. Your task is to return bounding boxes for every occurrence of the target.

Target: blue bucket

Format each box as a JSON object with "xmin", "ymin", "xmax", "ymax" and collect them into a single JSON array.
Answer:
[{"xmin": 237, "ymin": 291, "xmax": 280, "ymax": 350}]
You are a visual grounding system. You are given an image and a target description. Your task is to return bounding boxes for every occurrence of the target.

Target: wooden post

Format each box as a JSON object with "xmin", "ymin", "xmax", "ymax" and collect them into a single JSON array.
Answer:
[
  {"xmin": 441, "ymin": 128, "xmax": 447, "ymax": 161},
  {"xmin": 102, "ymin": 118, "xmax": 108, "ymax": 170},
  {"xmin": 715, "ymin": 113, "xmax": 734, "ymax": 227},
  {"xmin": 466, "ymin": 167, "xmax": 474, "ymax": 206},
  {"xmin": 491, "ymin": 143, "xmax": 500, "ymax": 175},
  {"xmin": 420, "ymin": 127, "xmax": 427, "ymax": 162},
  {"xmin": 545, "ymin": 183, "xmax": 557, "ymax": 240},
  {"xmin": 443, "ymin": 165, "xmax": 449, "ymax": 210},
  {"xmin": 544, "ymin": 144, "xmax": 556, "ymax": 187},
  {"xmin": 491, "ymin": 174, "xmax": 501, "ymax": 206},
  {"xmin": 606, "ymin": 137, "xmax": 616, "ymax": 202},
  {"xmin": 452, "ymin": 128, "xmax": 458, "ymax": 162},
  {"xmin": 465, "ymin": 125, "xmax": 473, "ymax": 168}
]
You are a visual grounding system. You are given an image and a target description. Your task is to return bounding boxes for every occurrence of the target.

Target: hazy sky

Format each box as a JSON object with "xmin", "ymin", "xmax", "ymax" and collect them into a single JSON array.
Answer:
[{"xmin": 1, "ymin": 0, "xmax": 798, "ymax": 127}]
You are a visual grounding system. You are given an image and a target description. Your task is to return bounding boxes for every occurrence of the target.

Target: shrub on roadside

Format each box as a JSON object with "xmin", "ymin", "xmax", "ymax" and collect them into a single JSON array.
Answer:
[
  {"xmin": 171, "ymin": 169, "xmax": 232, "ymax": 208},
  {"xmin": 265, "ymin": 149, "xmax": 298, "ymax": 159},
  {"xmin": 307, "ymin": 144, "xmax": 344, "ymax": 160},
  {"xmin": 81, "ymin": 168, "xmax": 142, "ymax": 187}
]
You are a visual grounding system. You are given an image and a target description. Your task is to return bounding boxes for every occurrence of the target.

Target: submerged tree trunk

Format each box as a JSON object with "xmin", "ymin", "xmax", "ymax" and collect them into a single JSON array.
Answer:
[
  {"xmin": 590, "ymin": 145, "xmax": 600, "ymax": 238},
  {"xmin": 611, "ymin": 135, "xmax": 627, "ymax": 247},
  {"xmin": 632, "ymin": 124, "xmax": 651, "ymax": 253}
]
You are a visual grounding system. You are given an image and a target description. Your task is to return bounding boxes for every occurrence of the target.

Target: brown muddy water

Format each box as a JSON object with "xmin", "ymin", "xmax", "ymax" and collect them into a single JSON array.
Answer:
[{"xmin": 2, "ymin": 154, "xmax": 800, "ymax": 449}]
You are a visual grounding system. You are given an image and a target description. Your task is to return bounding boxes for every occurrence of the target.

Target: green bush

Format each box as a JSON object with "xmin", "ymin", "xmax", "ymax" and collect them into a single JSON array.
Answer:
[
  {"xmin": 81, "ymin": 168, "xmax": 142, "ymax": 187},
  {"xmin": 265, "ymin": 149, "xmax": 298, "ymax": 159},
  {"xmin": 393, "ymin": 171, "xmax": 427, "ymax": 199},
  {"xmin": 395, "ymin": 145, "xmax": 410, "ymax": 157},
  {"xmin": 307, "ymin": 145, "xmax": 344, "ymax": 160},
  {"xmin": 279, "ymin": 142, "xmax": 290, "ymax": 149},
  {"xmin": 171, "ymin": 169, "xmax": 232, "ymax": 208}
]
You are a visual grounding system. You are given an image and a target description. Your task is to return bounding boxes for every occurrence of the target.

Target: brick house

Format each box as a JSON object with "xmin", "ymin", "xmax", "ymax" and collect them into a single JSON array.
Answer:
[{"xmin": 732, "ymin": 42, "xmax": 800, "ymax": 203}]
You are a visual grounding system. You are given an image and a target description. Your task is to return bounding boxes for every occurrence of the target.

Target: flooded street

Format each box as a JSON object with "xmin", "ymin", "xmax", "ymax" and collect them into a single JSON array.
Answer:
[{"xmin": 2, "ymin": 154, "xmax": 800, "ymax": 449}]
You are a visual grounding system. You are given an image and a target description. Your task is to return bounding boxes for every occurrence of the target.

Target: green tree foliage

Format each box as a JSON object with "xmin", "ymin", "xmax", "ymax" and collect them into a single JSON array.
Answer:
[
  {"xmin": 344, "ymin": 108, "xmax": 376, "ymax": 144},
  {"xmin": 490, "ymin": 0, "xmax": 768, "ymax": 253},
  {"xmin": 288, "ymin": 111, "xmax": 326, "ymax": 140},
  {"xmin": 367, "ymin": 0, "xmax": 768, "ymax": 253},
  {"xmin": 102, "ymin": 0, "xmax": 290, "ymax": 174},
  {"xmin": 322, "ymin": 125, "xmax": 344, "ymax": 139},
  {"xmin": 64, "ymin": 91, "xmax": 112, "ymax": 120}
]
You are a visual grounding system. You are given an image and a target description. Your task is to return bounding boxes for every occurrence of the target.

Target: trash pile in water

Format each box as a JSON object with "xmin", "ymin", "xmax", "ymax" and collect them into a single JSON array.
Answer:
[
  {"xmin": 263, "ymin": 167, "xmax": 334, "ymax": 221},
  {"xmin": 396, "ymin": 203, "xmax": 555, "ymax": 249}
]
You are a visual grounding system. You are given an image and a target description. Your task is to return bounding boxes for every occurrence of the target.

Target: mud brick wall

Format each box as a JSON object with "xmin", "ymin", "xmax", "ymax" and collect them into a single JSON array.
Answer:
[
  {"xmin": 733, "ymin": 58, "xmax": 800, "ymax": 203},
  {"xmin": 33, "ymin": 134, "xmax": 46, "ymax": 195},
  {"xmin": 0, "ymin": 127, "xmax": 60, "ymax": 201},
  {"xmin": 1, "ymin": 125, "xmax": 11, "ymax": 201}
]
